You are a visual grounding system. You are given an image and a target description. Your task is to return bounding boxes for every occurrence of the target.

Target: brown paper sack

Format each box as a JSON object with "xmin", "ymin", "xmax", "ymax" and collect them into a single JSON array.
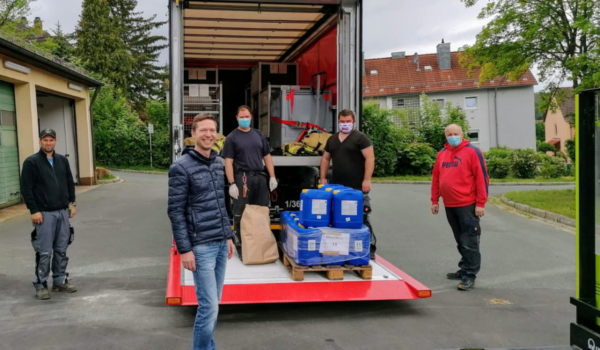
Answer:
[{"xmin": 240, "ymin": 205, "xmax": 279, "ymax": 265}]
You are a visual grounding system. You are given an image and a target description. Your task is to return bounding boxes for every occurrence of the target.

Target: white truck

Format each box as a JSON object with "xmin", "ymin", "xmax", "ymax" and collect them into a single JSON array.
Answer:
[{"xmin": 166, "ymin": 0, "xmax": 431, "ymax": 305}]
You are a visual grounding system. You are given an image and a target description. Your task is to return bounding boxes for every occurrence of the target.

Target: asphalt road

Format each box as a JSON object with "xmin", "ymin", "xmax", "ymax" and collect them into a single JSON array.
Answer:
[{"xmin": 0, "ymin": 172, "xmax": 576, "ymax": 350}]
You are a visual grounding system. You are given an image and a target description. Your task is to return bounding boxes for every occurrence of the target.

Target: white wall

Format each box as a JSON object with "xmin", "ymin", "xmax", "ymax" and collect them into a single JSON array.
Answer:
[
  {"xmin": 495, "ymin": 86, "xmax": 536, "ymax": 150},
  {"xmin": 427, "ymin": 90, "xmax": 492, "ymax": 151},
  {"xmin": 369, "ymin": 86, "xmax": 536, "ymax": 152}
]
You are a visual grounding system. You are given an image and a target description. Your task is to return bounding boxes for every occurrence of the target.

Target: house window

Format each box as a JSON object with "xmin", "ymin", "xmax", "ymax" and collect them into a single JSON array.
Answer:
[
  {"xmin": 433, "ymin": 98, "xmax": 445, "ymax": 109},
  {"xmin": 391, "ymin": 96, "xmax": 420, "ymax": 129},
  {"xmin": 393, "ymin": 96, "xmax": 419, "ymax": 109},
  {"xmin": 468, "ymin": 130, "xmax": 479, "ymax": 142},
  {"xmin": 465, "ymin": 96, "xmax": 478, "ymax": 109}
]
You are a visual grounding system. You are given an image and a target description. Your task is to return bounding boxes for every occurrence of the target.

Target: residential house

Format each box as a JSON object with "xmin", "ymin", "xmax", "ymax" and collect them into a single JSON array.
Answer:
[
  {"xmin": 362, "ymin": 41, "xmax": 538, "ymax": 152},
  {"xmin": 0, "ymin": 29, "xmax": 103, "ymax": 209},
  {"xmin": 543, "ymin": 88, "xmax": 574, "ymax": 154}
]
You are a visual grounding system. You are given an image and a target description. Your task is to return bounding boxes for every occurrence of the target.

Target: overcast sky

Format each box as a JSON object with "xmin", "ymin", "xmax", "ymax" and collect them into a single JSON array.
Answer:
[{"xmin": 31, "ymin": 0, "xmax": 543, "ymax": 90}]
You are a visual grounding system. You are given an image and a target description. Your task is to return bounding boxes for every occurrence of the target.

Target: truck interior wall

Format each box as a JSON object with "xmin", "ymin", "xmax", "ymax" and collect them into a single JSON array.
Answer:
[
  {"xmin": 184, "ymin": 70, "xmax": 216, "ymax": 84},
  {"xmin": 219, "ymin": 69, "xmax": 252, "ymax": 136},
  {"xmin": 294, "ymin": 26, "xmax": 338, "ymax": 106}
]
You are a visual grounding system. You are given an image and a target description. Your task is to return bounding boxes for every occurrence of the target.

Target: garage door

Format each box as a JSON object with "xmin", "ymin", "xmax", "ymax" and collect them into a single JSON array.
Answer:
[{"xmin": 0, "ymin": 81, "xmax": 20, "ymax": 209}]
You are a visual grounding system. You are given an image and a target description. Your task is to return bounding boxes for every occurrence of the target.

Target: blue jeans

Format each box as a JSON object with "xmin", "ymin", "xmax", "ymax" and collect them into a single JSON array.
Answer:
[{"xmin": 191, "ymin": 239, "xmax": 228, "ymax": 350}]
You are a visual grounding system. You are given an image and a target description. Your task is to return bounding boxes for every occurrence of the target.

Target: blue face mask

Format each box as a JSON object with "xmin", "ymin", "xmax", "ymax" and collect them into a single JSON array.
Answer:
[
  {"xmin": 447, "ymin": 136, "xmax": 462, "ymax": 147},
  {"xmin": 238, "ymin": 118, "xmax": 251, "ymax": 129}
]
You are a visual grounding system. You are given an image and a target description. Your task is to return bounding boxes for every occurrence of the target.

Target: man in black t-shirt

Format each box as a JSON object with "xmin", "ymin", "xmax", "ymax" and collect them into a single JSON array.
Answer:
[
  {"xmin": 222, "ymin": 105, "xmax": 278, "ymax": 260},
  {"xmin": 320, "ymin": 109, "xmax": 377, "ymax": 259}
]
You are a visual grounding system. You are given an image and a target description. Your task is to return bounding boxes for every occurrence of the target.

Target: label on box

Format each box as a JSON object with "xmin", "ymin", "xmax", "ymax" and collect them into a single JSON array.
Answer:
[
  {"xmin": 308, "ymin": 240, "xmax": 316, "ymax": 251},
  {"xmin": 319, "ymin": 232, "xmax": 350, "ymax": 255},
  {"xmin": 311, "ymin": 199, "xmax": 328, "ymax": 215},
  {"xmin": 355, "ymin": 240, "xmax": 363, "ymax": 252},
  {"xmin": 341, "ymin": 200, "xmax": 358, "ymax": 216},
  {"xmin": 317, "ymin": 215, "xmax": 322, "ymax": 219}
]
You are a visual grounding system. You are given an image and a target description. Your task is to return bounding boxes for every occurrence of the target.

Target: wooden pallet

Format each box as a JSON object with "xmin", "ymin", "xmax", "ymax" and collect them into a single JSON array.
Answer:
[{"xmin": 281, "ymin": 251, "xmax": 372, "ymax": 282}]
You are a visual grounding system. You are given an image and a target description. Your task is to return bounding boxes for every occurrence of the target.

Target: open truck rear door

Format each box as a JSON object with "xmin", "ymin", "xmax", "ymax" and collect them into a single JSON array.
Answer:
[{"xmin": 166, "ymin": 0, "xmax": 431, "ymax": 306}]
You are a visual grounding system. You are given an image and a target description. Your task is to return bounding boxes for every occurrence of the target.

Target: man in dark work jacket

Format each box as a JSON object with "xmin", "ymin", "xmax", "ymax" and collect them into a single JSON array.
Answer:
[{"xmin": 21, "ymin": 128, "xmax": 77, "ymax": 300}]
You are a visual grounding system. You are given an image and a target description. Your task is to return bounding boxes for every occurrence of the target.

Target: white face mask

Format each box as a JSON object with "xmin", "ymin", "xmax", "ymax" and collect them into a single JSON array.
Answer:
[{"xmin": 339, "ymin": 122, "xmax": 354, "ymax": 133}]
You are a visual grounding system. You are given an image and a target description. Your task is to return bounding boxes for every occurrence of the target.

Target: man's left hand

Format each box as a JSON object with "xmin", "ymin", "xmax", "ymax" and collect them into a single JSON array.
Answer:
[
  {"xmin": 68, "ymin": 205, "xmax": 77, "ymax": 219},
  {"xmin": 269, "ymin": 177, "xmax": 278, "ymax": 192},
  {"xmin": 475, "ymin": 207, "xmax": 485, "ymax": 217},
  {"xmin": 362, "ymin": 179, "xmax": 371, "ymax": 193},
  {"xmin": 227, "ymin": 239, "xmax": 235, "ymax": 259}
]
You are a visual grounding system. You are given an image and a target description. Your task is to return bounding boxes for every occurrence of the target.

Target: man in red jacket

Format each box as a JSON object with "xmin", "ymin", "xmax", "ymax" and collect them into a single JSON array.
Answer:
[{"xmin": 430, "ymin": 124, "xmax": 489, "ymax": 291}]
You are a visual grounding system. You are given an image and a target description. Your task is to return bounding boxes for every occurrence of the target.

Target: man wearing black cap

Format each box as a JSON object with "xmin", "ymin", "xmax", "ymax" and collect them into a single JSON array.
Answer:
[{"xmin": 21, "ymin": 128, "xmax": 77, "ymax": 300}]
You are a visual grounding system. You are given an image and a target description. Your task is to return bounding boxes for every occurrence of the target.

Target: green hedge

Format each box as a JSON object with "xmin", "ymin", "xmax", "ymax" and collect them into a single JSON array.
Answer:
[
  {"xmin": 92, "ymin": 86, "xmax": 170, "ymax": 169},
  {"xmin": 483, "ymin": 146, "xmax": 572, "ymax": 179}
]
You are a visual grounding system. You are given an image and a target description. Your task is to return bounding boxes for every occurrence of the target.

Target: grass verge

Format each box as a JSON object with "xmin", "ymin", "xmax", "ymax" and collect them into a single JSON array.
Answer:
[
  {"xmin": 374, "ymin": 176, "xmax": 574, "ymax": 183},
  {"xmin": 99, "ymin": 174, "xmax": 116, "ymax": 181},
  {"xmin": 503, "ymin": 189, "xmax": 575, "ymax": 219}
]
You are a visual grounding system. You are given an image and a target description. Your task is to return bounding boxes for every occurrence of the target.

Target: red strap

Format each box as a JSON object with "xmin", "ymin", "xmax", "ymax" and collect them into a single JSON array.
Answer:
[{"xmin": 269, "ymin": 116, "xmax": 327, "ymax": 133}]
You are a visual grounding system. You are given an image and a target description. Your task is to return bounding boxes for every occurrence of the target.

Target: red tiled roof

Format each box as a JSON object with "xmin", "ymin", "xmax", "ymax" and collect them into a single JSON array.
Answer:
[{"xmin": 363, "ymin": 52, "xmax": 537, "ymax": 97}]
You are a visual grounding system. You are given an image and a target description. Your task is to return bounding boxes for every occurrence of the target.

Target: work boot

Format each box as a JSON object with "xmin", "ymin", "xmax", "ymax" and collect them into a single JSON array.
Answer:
[
  {"xmin": 446, "ymin": 270, "xmax": 464, "ymax": 280},
  {"xmin": 36, "ymin": 288, "xmax": 51, "ymax": 300},
  {"xmin": 52, "ymin": 282, "xmax": 77, "ymax": 293},
  {"xmin": 457, "ymin": 276, "xmax": 475, "ymax": 291}
]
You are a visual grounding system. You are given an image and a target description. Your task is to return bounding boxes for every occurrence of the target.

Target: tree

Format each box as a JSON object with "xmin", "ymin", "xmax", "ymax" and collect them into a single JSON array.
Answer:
[
  {"xmin": 109, "ymin": 0, "xmax": 168, "ymax": 110},
  {"xmin": 75, "ymin": 0, "xmax": 167, "ymax": 111},
  {"xmin": 0, "ymin": 0, "xmax": 34, "ymax": 29},
  {"xmin": 458, "ymin": 0, "xmax": 600, "ymax": 110},
  {"xmin": 417, "ymin": 95, "xmax": 470, "ymax": 151},
  {"xmin": 50, "ymin": 22, "xmax": 74, "ymax": 62},
  {"xmin": 536, "ymin": 122, "xmax": 545, "ymax": 142},
  {"xmin": 75, "ymin": 0, "xmax": 134, "ymax": 93}
]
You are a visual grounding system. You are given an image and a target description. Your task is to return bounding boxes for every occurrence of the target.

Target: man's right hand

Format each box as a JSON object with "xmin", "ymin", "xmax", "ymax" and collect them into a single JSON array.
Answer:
[
  {"xmin": 431, "ymin": 204, "xmax": 439, "ymax": 215},
  {"xmin": 229, "ymin": 184, "xmax": 239, "ymax": 199},
  {"xmin": 31, "ymin": 212, "xmax": 43, "ymax": 225},
  {"xmin": 181, "ymin": 251, "xmax": 196, "ymax": 272}
]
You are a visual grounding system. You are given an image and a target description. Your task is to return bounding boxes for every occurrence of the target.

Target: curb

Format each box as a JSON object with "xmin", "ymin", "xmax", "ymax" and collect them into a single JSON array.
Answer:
[
  {"xmin": 372, "ymin": 180, "xmax": 574, "ymax": 186},
  {"xmin": 107, "ymin": 168, "xmax": 167, "ymax": 175},
  {"xmin": 97, "ymin": 176, "xmax": 123, "ymax": 184},
  {"xmin": 103, "ymin": 170, "xmax": 575, "ymax": 187},
  {"xmin": 499, "ymin": 196, "xmax": 575, "ymax": 227}
]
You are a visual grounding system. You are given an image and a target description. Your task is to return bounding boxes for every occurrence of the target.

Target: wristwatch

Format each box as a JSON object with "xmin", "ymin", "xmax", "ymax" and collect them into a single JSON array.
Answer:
[{"xmin": 70, "ymin": 202, "xmax": 77, "ymax": 207}]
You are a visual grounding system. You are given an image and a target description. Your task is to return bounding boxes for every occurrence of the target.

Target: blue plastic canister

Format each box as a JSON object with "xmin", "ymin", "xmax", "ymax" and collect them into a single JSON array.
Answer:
[
  {"xmin": 300, "ymin": 189, "xmax": 332, "ymax": 227},
  {"xmin": 346, "ymin": 225, "xmax": 371, "ymax": 265},
  {"xmin": 318, "ymin": 184, "xmax": 347, "ymax": 192},
  {"xmin": 332, "ymin": 189, "xmax": 364, "ymax": 229},
  {"xmin": 285, "ymin": 216, "xmax": 321, "ymax": 266}
]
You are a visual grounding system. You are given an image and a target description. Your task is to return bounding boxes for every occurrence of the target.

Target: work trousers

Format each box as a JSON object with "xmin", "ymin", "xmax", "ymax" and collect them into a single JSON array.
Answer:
[
  {"xmin": 31, "ymin": 209, "xmax": 71, "ymax": 290},
  {"xmin": 444, "ymin": 203, "xmax": 482, "ymax": 279},
  {"xmin": 232, "ymin": 171, "xmax": 269, "ymax": 252}
]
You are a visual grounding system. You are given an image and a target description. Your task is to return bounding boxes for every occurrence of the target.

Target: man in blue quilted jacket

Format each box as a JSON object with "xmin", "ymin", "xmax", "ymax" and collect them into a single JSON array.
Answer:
[{"xmin": 167, "ymin": 114, "xmax": 235, "ymax": 350}]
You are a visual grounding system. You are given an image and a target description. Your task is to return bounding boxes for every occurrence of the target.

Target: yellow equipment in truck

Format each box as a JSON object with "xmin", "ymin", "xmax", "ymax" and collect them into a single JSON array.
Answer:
[{"xmin": 184, "ymin": 134, "xmax": 226, "ymax": 155}]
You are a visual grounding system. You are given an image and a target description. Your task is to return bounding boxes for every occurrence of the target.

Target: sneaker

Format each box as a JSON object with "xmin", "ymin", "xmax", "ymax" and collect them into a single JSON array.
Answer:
[
  {"xmin": 457, "ymin": 277, "xmax": 475, "ymax": 291},
  {"xmin": 446, "ymin": 270, "xmax": 464, "ymax": 280},
  {"xmin": 52, "ymin": 283, "xmax": 77, "ymax": 293},
  {"xmin": 36, "ymin": 288, "xmax": 51, "ymax": 300}
]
